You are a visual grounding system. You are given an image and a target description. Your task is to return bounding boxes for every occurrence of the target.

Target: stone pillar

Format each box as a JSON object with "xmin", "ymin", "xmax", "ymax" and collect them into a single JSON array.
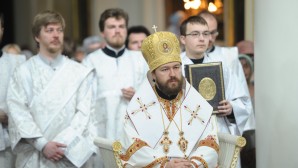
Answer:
[
  {"xmin": 244, "ymin": 0, "xmax": 254, "ymax": 41},
  {"xmin": 255, "ymin": 0, "xmax": 298, "ymax": 167}
]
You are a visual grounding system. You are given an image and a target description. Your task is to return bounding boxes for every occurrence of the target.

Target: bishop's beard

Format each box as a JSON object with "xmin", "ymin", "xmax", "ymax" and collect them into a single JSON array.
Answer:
[{"xmin": 156, "ymin": 76, "xmax": 183, "ymax": 96}]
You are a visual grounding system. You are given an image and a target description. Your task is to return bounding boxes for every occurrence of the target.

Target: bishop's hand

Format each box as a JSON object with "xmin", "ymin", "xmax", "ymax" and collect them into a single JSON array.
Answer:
[{"xmin": 165, "ymin": 158, "xmax": 193, "ymax": 168}]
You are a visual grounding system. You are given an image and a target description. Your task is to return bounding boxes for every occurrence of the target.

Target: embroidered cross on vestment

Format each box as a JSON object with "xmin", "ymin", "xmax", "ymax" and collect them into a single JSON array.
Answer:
[
  {"xmin": 131, "ymin": 97, "xmax": 156, "ymax": 119},
  {"xmin": 184, "ymin": 105, "xmax": 205, "ymax": 125}
]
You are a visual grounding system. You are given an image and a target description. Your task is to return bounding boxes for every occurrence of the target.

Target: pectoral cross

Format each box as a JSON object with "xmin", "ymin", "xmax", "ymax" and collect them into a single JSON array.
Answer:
[
  {"xmin": 178, "ymin": 131, "xmax": 188, "ymax": 153},
  {"xmin": 152, "ymin": 25, "xmax": 158, "ymax": 32},
  {"xmin": 160, "ymin": 131, "xmax": 172, "ymax": 153}
]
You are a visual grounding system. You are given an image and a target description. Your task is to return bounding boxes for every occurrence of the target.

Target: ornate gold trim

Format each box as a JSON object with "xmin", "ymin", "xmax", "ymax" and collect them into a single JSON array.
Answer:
[
  {"xmin": 198, "ymin": 139, "xmax": 220, "ymax": 154},
  {"xmin": 236, "ymin": 136, "xmax": 246, "ymax": 147},
  {"xmin": 113, "ymin": 141, "xmax": 122, "ymax": 152},
  {"xmin": 230, "ymin": 136, "xmax": 246, "ymax": 168},
  {"xmin": 120, "ymin": 140, "xmax": 149, "ymax": 161},
  {"xmin": 144, "ymin": 156, "xmax": 168, "ymax": 168},
  {"xmin": 112, "ymin": 141, "xmax": 123, "ymax": 168},
  {"xmin": 155, "ymin": 88, "xmax": 183, "ymax": 121},
  {"xmin": 160, "ymin": 159, "xmax": 168, "ymax": 168},
  {"xmin": 190, "ymin": 160, "xmax": 199, "ymax": 168},
  {"xmin": 190, "ymin": 156, "xmax": 208, "ymax": 168}
]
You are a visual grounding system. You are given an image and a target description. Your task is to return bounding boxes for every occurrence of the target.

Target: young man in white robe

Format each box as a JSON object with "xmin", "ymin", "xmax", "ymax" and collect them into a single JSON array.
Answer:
[
  {"xmin": 179, "ymin": 15, "xmax": 252, "ymax": 137},
  {"xmin": 179, "ymin": 16, "xmax": 252, "ymax": 168},
  {"xmin": 0, "ymin": 12, "xmax": 26, "ymax": 168},
  {"xmin": 83, "ymin": 8, "xmax": 148, "ymax": 141},
  {"xmin": 6, "ymin": 10, "xmax": 98, "ymax": 168},
  {"xmin": 120, "ymin": 31, "xmax": 219, "ymax": 168}
]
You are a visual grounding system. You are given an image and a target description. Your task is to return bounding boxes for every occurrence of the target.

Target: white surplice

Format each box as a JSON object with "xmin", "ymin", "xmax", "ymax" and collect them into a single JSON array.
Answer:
[
  {"xmin": 83, "ymin": 48, "xmax": 148, "ymax": 140},
  {"xmin": 7, "ymin": 55, "xmax": 98, "ymax": 168},
  {"xmin": 0, "ymin": 53, "xmax": 26, "ymax": 168},
  {"xmin": 120, "ymin": 75, "xmax": 219, "ymax": 168},
  {"xmin": 181, "ymin": 52, "xmax": 251, "ymax": 136},
  {"xmin": 207, "ymin": 46, "xmax": 255, "ymax": 131}
]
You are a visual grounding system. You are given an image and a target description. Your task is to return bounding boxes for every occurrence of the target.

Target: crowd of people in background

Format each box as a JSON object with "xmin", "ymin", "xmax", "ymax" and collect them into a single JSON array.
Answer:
[{"xmin": 0, "ymin": 7, "xmax": 255, "ymax": 168}]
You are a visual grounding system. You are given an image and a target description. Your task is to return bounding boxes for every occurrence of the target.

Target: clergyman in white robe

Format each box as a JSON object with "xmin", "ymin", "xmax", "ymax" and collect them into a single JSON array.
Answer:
[
  {"xmin": 0, "ymin": 52, "xmax": 26, "ymax": 168},
  {"xmin": 7, "ymin": 55, "xmax": 98, "ymax": 168},
  {"xmin": 83, "ymin": 46, "xmax": 148, "ymax": 141}
]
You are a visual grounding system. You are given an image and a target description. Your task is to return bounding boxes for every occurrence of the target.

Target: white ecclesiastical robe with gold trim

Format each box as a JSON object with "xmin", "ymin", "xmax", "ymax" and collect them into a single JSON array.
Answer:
[
  {"xmin": 119, "ymin": 75, "xmax": 219, "ymax": 168},
  {"xmin": 6, "ymin": 55, "xmax": 98, "ymax": 168},
  {"xmin": 0, "ymin": 52, "xmax": 26, "ymax": 168},
  {"xmin": 181, "ymin": 52, "xmax": 253, "ymax": 136}
]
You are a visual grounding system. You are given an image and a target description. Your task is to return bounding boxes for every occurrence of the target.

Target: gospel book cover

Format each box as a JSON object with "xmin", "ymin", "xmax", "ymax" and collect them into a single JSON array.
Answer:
[{"xmin": 184, "ymin": 62, "xmax": 225, "ymax": 113}]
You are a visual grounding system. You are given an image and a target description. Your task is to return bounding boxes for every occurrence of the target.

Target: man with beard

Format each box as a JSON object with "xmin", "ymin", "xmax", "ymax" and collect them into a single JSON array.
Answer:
[
  {"xmin": 83, "ymin": 8, "xmax": 148, "ymax": 141},
  {"xmin": 6, "ymin": 10, "xmax": 98, "ymax": 168},
  {"xmin": 119, "ymin": 31, "xmax": 219, "ymax": 168}
]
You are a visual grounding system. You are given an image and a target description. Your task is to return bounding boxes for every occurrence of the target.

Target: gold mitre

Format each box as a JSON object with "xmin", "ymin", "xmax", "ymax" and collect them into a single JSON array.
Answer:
[{"xmin": 141, "ymin": 31, "xmax": 181, "ymax": 72}]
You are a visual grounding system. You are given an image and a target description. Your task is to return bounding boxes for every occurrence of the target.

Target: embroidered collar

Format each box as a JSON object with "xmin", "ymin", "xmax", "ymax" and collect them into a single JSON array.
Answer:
[
  {"xmin": 154, "ymin": 85, "xmax": 183, "ymax": 121},
  {"xmin": 102, "ymin": 45, "xmax": 125, "ymax": 58}
]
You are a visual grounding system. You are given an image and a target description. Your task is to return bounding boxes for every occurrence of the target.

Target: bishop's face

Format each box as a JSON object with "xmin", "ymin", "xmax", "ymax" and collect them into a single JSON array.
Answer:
[
  {"xmin": 35, "ymin": 23, "xmax": 64, "ymax": 56},
  {"xmin": 152, "ymin": 62, "xmax": 183, "ymax": 96},
  {"xmin": 101, "ymin": 17, "xmax": 127, "ymax": 49}
]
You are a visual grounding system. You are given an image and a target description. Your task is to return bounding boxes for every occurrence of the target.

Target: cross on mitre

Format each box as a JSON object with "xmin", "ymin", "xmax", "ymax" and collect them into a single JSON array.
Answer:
[{"xmin": 152, "ymin": 25, "xmax": 158, "ymax": 32}]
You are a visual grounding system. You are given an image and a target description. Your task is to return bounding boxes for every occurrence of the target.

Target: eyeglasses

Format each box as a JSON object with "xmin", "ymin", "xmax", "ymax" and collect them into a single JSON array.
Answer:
[{"xmin": 185, "ymin": 31, "xmax": 211, "ymax": 39}]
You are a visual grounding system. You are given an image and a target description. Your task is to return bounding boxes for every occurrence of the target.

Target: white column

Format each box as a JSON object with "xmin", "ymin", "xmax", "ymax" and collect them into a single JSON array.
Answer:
[
  {"xmin": 255, "ymin": 0, "xmax": 298, "ymax": 167},
  {"xmin": 244, "ymin": 0, "xmax": 254, "ymax": 41}
]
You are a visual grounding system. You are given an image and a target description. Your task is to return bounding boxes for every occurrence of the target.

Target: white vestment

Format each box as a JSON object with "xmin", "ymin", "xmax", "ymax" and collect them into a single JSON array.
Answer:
[
  {"xmin": 7, "ymin": 55, "xmax": 98, "ymax": 168},
  {"xmin": 207, "ymin": 46, "xmax": 255, "ymax": 131},
  {"xmin": 120, "ymin": 75, "xmax": 219, "ymax": 168},
  {"xmin": 181, "ymin": 52, "xmax": 251, "ymax": 136},
  {"xmin": 83, "ymin": 48, "xmax": 148, "ymax": 140},
  {"xmin": 0, "ymin": 53, "xmax": 26, "ymax": 168}
]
